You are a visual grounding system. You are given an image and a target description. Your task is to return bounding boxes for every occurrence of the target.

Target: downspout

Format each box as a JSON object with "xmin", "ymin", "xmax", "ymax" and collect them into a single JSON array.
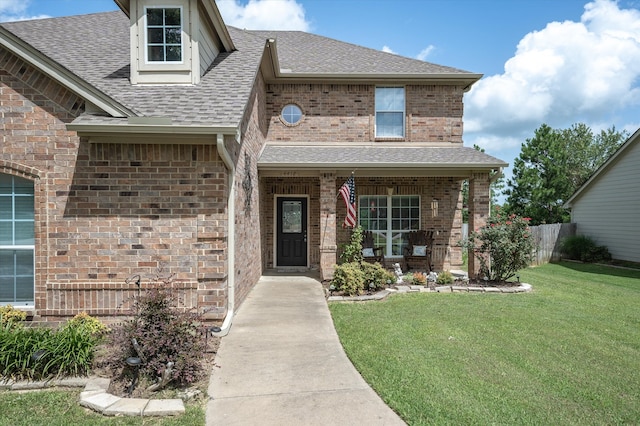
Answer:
[{"xmin": 212, "ymin": 133, "xmax": 235, "ymax": 337}]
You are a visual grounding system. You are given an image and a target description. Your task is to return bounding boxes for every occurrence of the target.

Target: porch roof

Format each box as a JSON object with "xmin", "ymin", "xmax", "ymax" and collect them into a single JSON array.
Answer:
[{"xmin": 258, "ymin": 144, "xmax": 507, "ymax": 176}]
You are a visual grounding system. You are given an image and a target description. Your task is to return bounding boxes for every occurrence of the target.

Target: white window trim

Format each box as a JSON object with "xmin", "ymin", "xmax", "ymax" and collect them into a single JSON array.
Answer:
[
  {"xmin": 375, "ymin": 86, "xmax": 406, "ymax": 139},
  {"xmin": 143, "ymin": 5, "xmax": 185, "ymax": 65}
]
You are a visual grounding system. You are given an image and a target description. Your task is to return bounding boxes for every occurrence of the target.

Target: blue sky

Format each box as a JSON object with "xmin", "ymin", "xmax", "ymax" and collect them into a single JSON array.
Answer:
[{"xmin": 2, "ymin": 0, "xmax": 640, "ymax": 200}]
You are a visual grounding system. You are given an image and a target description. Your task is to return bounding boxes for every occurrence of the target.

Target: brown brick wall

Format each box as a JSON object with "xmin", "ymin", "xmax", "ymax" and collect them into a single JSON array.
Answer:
[
  {"xmin": 232, "ymin": 72, "xmax": 268, "ymax": 309},
  {"xmin": 2, "ymin": 47, "xmax": 230, "ymax": 320},
  {"xmin": 266, "ymin": 83, "xmax": 465, "ymax": 143}
]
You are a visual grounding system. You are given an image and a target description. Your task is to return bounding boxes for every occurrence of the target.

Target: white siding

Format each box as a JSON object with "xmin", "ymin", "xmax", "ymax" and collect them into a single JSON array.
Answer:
[
  {"xmin": 571, "ymin": 138, "xmax": 640, "ymax": 262},
  {"xmin": 199, "ymin": 23, "xmax": 219, "ymax": 76}
]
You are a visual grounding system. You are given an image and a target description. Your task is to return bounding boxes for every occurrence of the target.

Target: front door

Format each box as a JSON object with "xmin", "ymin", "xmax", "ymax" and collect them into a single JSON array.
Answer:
[{"xmin": 277, "ymin": 197, "xmax": 307, "ymax": 266}]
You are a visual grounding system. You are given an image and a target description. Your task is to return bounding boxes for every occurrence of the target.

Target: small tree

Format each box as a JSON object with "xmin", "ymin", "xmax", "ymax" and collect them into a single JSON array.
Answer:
[
  {"xmin": 340, "ymin": 226, "xmax": 364, "ymax": 263},
  {"xmin": 461, "ymin": 211, "xmax": 536, "ymax": 282}
]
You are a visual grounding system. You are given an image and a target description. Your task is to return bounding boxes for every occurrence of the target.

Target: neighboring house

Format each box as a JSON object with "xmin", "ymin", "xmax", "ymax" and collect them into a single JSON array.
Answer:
[
  {"xmin": 564, "ymin": 128, "xmax": 640, "ymax": 263},
  {"xmin": 0, "ymin": 0, "xmax": 506, "ymax": 326}
]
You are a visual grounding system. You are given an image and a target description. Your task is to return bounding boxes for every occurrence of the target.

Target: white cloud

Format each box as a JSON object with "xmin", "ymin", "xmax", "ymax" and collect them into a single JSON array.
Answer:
[
  {"xmin": 416, "ymin": 45, "xmax": 435, "ymax": 61},
  {"xmin": 0, "ymin": 0, "xmax": 48, "ymax": 22},
  {"xmin": 465, "ymin": 0, "xmax": 640, "ymax": 144},
  {"xmin": 216, "ymin": 0, "xmax": 310, "ymax": 31},
  {"xmin": 382, "ymin": 45, "xmax": 397, "ymax": 54}
]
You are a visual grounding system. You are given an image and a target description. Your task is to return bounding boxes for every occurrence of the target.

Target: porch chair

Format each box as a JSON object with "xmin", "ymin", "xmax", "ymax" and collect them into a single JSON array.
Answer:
[
  {"xmin": 361, "ymin": 230, "xmax": 385, "ymax": 266},
  {"xmin": 403, "ymin": 230, "xmax": 434, "ymax": 272}
]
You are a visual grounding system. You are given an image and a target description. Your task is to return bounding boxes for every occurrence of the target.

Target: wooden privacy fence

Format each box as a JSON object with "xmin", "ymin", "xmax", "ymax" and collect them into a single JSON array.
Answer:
[{"xmin": 529, "ymin": 223, "xmax": 576, "ymax": 265}]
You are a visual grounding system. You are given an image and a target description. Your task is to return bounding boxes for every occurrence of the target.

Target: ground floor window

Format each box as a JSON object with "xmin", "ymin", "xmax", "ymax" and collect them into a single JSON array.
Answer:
[
  {"xmin": 359, "ymin": 195, "xmax": 420, "ymax": 256},
  {"xmin": 0, "ymin": 174, "xmax": 34, "ymax": 306}
]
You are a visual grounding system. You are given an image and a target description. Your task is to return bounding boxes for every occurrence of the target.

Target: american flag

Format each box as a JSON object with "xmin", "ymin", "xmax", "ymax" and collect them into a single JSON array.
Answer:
[{"xmin": 339, "ymin": 176, "xmax": 357, "ymax": 228}]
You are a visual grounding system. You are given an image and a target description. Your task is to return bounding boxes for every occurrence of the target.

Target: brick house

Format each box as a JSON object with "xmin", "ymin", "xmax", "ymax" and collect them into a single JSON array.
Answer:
[{"xmin": 0, "ymin": 0, "xmax": 506, "ymax": 328}]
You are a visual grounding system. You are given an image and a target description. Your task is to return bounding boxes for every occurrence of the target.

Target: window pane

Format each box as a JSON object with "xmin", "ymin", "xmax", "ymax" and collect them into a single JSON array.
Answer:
[
  {"xmin": 14, "ymin": 222, "xmax": 34, "ymax": 245},
  {"xmin": 166, "ymin": 46, "xmax": 182, "ymax": 61},
  {"xmin": 15, "ymin": 250, "xmax": 33, "ymax": 276},
  {"xmin": 0, "ymin": 222, "xmax": 11, "ymax": 245},
  {"xmin": 13, "ymin": 176, "xmax": 32, "ymax": 194},
  {"xmin": 165, "ymin": 27, "xmax": 181, "ymax": 44},
  {"xmin": 0, "ymin": 276, "xmax": 13, "ymax": 303},
  {"xmin": 0, "ymin": 175, "xmax": 11, "ymax": 193},
  {"xmin": 375, "ymin": 87, "xmax": 404, "ymax": 111},
  {"xmin": 148, "ymin": 46, "xmax": 164, "ymax": 61},
  {"xmin": 147, "ymin": 8, "xmax": 163, "ymax": 25},
  {"xmin": 148, "ymin": 28, "xmax": 163, "ymax": 43},
  {"xmin": 376, "ymin": 112, "xmax": 403, "ymax": 137},
  {"xmin": 0, "ymin": 199, "xmax": 10, "ymax": 220},
  {"xmin": 164, "ymin": 8, "xmax": 181, "ymax": 25},
  {"xmin": 15, "ymin": 275, "xmax": 33, "ymax": 303},
  {"xmin": 282, "ymin": 201, "xmax": 302, "ymax": 233},
  {"xmin": 0, "ymin": 251, "xmax": 12, "ymax": 275},
  {"xmin": 15, "ymin": 197, "xmax": 34, "ymax": 220}
]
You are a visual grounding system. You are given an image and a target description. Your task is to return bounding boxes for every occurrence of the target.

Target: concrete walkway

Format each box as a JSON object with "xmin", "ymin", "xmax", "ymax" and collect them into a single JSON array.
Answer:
[{"xmin": 206, "ymin": 273, "xmax": 405, "ymax": 425}]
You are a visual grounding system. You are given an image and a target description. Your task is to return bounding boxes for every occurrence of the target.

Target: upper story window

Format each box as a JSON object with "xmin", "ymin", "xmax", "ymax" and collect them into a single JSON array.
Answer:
[
  {"xmin": 281, "ymin": 104, "xmax": 303, "ymax": 126},
  {"xmin": 375, "ymin": 87, "xmax": 405, "ymax": 138},
  {"xmin": 146, "ymin": 7, "xmax": 183, "ymax": 63}
]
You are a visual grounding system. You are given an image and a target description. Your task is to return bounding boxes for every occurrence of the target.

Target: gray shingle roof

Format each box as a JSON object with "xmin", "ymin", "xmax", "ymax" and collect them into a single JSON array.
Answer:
[
  {"xmin": 1, "ymin": 12, "xmax": 264, "ymax": 127},
  {"xmin": 259, "ymin": 145, "xmax": 508, "ymax": 170},
  {"xmin": 246, "ymin": 30, "xmax": 472, "ymax": 75},
  {"xmin": 1, "ymin": 10, "xmax": 479, "ymax": 128}
]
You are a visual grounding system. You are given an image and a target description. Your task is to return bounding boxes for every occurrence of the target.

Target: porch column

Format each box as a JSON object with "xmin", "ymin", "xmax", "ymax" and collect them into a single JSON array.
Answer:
[
  {"xmin": 467, "ymin": 172, "xmax": 490, "ymax": 279},
  {"xmin": 319, "ymin": 172, "xmax": 337, "ymax": 281}
]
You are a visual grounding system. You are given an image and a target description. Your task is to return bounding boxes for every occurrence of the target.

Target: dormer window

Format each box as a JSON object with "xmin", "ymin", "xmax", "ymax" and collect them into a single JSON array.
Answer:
[{"xmin": 145, "ymin": 7, "xmax": 182, "ymax": 63}]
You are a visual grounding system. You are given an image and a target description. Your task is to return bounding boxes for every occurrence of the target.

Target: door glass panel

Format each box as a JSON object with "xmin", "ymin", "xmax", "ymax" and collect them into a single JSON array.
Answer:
[{"xmin": 282, "ymin": 201, "xmax": 302, "ymax": 233}]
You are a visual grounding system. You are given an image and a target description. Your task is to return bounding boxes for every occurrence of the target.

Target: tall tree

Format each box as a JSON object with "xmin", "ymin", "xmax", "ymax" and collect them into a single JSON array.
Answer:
[{"xmin": 505, "ymin": 123, "xmax": 627, "ymax": 225}]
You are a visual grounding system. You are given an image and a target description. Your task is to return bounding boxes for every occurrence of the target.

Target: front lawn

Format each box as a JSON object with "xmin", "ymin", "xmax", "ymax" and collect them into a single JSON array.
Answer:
[{"xmin": 329, "ymin": 262, "xmax": 640, "ymax": 425}]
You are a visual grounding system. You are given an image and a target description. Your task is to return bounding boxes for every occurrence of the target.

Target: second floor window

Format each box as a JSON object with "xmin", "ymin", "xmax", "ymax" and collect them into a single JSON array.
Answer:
[
  {"xmin": 146, "ymin": 7, "xmax": 182, "ymax": 62},
  {"xmin": 375, "ymin": 87, "xmax": 405, "ymax": 138}
]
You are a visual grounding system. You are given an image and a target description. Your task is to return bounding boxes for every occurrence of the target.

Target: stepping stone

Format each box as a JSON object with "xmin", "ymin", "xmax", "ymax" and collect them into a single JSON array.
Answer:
[
  {"xmin": 103, "ymin": 397, "xmax": 149, "ymax": 416},
  {"xmin": 144, "ymin": 399, "xmax": 185, "ymax": 416},
  {"xmin": 80, "ymin": 391, "xmax": 120, "ymax": 413}
]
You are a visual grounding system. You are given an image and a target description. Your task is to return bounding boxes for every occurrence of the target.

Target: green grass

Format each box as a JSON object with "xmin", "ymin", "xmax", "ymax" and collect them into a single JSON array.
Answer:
[
  {"xmin": 329, "ymin": 262, "xmax": 640, "ymax": 425},
  {"xmin": 0, "ymin": 390, "xmax": 204, "ymax": 426}
]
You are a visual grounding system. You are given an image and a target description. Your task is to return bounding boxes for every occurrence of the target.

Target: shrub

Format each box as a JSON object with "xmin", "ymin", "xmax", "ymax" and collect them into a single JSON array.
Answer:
[
  {"xmin": 0, "ymin": 322, "xmax": 97, "ymax": 380},
  {"xmin": 560, "ymin": 235, "xmax": 611, "ymax": 263},
  {"xmin": 103, "ymin": 272, "xmax": 207, "ymax": 388},
  {"xmin": 460, "ymin": 212, "xmax": 536, "ymax": 282},
  {"xmin": 437, "ymin": 271, "xmax": 454, "ymax": 285},
  {"xmin": 412, "ymin": 272, "xmax": 427, "ymax": 285},
  {"xmin": 0, "ymin": 305, "xmax": 26, "ymax": 327},
  {"xmin": 63, "ymin": 312, "xmax": 110, "ymax": 337},
  {"xmin": 331, "ymin": 262, "xmax": 365, "ymax": 296},
  {"xmin": 361, "ymin": 262, "xmax": 390, "ymax": 291}
]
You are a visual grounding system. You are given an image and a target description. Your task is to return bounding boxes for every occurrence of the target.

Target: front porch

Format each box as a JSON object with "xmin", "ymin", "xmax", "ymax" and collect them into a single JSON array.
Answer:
[{"xmin": 259, "ymin": 173, "xmax": 490, "ymax": 280}]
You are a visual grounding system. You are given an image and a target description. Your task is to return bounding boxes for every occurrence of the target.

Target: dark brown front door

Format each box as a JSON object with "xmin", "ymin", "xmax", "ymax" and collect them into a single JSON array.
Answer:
[{"xmin": 277, "ymin": 197, "xmax": 307, "ymax": 266}]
